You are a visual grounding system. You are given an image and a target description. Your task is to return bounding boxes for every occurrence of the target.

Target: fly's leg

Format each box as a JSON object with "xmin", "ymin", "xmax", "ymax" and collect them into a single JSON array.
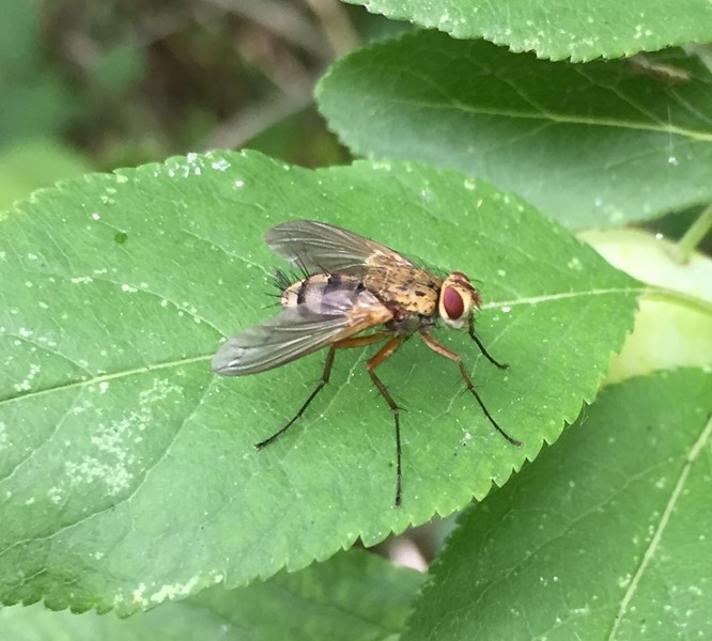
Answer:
[
  {"xmin": 255, "ymin": 346, "xmax": 336, "ymax": 449},
  {"xmin": 469, "ymin": 315, "xmax": 508, "ymax": 369},
  {"xmin": 421, "ymin": 331, "xmax": 521, "ymax": 446},
  {"xmin": 366, "ymin": 336, "xmax": 405, "ymax": 507},
  {"xmin": 255, "ymin": 332, "xmax": 390, "ymax": 449}
]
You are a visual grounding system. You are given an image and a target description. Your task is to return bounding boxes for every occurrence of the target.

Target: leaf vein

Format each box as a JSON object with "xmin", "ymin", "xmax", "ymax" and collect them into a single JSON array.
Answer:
[
  {"xmin": 0, "ymin": 380, "xmax": 216, "ymax": 562},
  {"xmin": 0, "ymin": 355, "xmax": 211, "ymax": 408},
  {"xmin": 377, "ymin": 95, "xmax": 712, "ymax": 142},
  {"xmin": 606, "ymin": 413, "xmax": 712, "ymax": 640}
]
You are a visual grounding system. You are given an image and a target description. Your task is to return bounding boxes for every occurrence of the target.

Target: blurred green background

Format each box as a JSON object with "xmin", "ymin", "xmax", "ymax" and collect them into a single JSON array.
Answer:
[
  {"xmin": 0, "ymin": 0, "xmax": 414, "ymax": 210},
  {"xmin": 0, "ymin": 0, "xmax": 707, "ymax": 251}
]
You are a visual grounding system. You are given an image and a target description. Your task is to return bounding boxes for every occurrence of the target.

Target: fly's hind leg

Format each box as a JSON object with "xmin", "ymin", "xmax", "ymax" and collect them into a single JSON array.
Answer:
[
  {"xmin": 366, "ymin": 336, "xmax": 406, "ymax": 507},
  {"xmin": 255, "ymin": 332, "xmax": 390, "ymax": 449},
  {"xmin": 421, "ymin": 331, "xmax": 521, "ymax": 446}
]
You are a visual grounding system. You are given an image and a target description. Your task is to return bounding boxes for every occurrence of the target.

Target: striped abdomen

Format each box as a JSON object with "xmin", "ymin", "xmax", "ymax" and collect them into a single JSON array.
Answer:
[{"xmin": 281, "ymin": 272, "xmax": 366, "ymax": 315}]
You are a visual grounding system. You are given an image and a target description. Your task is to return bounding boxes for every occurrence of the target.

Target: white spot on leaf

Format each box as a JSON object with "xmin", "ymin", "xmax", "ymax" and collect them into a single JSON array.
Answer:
[
  {"xmin": 14, "ymin": 364, "xmax": 41, "ymax": 392},
  {"xmin": 48, "ymin": 486, "xmax": 63, "ymax": 504},
  {"xmin": 150, "ymin": 575, "xmax": 201, "ymax": 604}
]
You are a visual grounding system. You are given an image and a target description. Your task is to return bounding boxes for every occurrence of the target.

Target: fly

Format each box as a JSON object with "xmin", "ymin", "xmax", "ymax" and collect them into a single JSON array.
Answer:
[{"xmin": 212, "ymin": 220, "xmax": 521, "ymax": 506}]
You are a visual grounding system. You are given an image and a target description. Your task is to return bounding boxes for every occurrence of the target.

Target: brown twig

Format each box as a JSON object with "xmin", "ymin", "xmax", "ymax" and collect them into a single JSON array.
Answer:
[
  {"xmin": 303, "ymin": 0, "xmax": 359, "ymax": 56},
  {"xmin": 202, "ymin": 0, "xmax": 330, "ymax": 58}
]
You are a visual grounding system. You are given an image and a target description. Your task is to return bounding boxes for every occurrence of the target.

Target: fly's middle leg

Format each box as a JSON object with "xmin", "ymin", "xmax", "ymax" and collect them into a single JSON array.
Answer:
[
  {"xmin": 420, "ymin": 331, "xmax": 521, "ymax": 447},
  {"xmin": 366, "ymin": 335, "xmax": 405, "ymax": 507},
  {"xmin": 255, "ymin": 332, "xmax": 390, "ymax": 450}
]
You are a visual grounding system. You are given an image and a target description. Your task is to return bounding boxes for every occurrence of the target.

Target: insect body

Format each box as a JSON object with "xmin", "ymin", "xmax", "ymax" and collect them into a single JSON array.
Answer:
[{"xmin": 213, "ymin": 220, "xmax": 521, "ymax": 506}]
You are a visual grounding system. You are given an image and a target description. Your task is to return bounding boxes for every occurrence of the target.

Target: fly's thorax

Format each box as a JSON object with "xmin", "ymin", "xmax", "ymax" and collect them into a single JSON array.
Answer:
[
  {"xmin": 281, "ymin": 272, "xmax": 368, "ymax": 315},
  {"xmin": 366, "ymin": 266, "xmax": 441, "ymax": 317}
]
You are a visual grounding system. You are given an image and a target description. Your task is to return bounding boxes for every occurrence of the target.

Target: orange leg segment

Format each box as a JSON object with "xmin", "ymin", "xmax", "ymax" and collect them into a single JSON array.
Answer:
[
  {"xmin": 366, "ymin": 336, "xmax": 405, "ymax": 506},
  {"xmin": 255, "ymin": 332, "xmax": 391, "ymax": 450},
  {"xmin": 335, "ymin": 331, "xmax": 391, "ymax": 349}
]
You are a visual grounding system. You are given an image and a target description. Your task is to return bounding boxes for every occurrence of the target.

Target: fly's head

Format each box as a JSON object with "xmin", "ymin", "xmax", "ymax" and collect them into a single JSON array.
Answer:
[{"xmin": 438, "ymin": 272, "xmax": 481, "ymax": 329}]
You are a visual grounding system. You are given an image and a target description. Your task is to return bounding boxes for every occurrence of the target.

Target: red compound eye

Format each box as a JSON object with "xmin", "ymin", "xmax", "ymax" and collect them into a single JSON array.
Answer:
[{"xmin": 442, "ymin": 286, "xmax": 464, "ymax": 319}]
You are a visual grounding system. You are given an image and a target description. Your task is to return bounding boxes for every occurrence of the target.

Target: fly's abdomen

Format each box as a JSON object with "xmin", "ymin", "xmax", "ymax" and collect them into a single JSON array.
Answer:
[{"xmin": 281, "ymin": 273, "xmax": 366, "ymax": 315}]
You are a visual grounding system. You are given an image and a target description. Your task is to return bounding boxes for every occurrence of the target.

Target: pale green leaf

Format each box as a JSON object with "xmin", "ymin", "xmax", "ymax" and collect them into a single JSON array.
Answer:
[
  {"xmin": 402, "ymin": 369, "xmax": 712, "ymax": 641},
  {"xmin": 0, "ymin": 549, "xmax": 422, "ymax": 640},
  {"xmin": 581, "ymin": 228, "xmax": 712, "ymax": 382},
  {"xmin": 0, "ymin": 150, "xmax": 639, "ymax": 614},
  {"xmin": 317, "ymin": 31, "xmax": 712, "ymax": 229},
  {"xmin": 343, "ymin": 0, "xmax": 712, "ymax": 61}
]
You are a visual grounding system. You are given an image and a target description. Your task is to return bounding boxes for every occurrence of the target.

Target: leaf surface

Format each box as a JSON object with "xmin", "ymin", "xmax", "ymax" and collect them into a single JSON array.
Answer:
[
  {"xmin": 318, "ymin": 31, "xmax": 712, "ymax": 229},
  {"xmin": 0, "ymin": 150, "xmax": 639, "ymax": 613},
  {"xmin": 343, "ymin": 0, "xmax": 712, "ymax": 61},
  {"xmin": 0, "ymin": 550, "xmax": 422, "ymax": 640},
  {"xmin": 402, "ymin": 369, "xmax": 712, "ymax": 641}
]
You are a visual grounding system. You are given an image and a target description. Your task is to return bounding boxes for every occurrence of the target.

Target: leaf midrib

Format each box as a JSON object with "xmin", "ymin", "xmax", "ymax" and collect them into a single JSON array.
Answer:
[
  {"xmin": 0, "ymin": 287, "xmax": 645, "ymax": 408},
  {"xmin": 0, "ymin": 354, "xmax": 212, "ymax": 407},
  {"xmin": 352, "ymin": 95, "xmax": 712, "ymax": 143}
]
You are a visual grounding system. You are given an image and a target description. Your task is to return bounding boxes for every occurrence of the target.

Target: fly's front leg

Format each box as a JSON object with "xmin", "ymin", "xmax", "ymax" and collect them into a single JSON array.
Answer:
[
  {"xmin": 255, "ymin": 332, "xmax": 390, "ymax": 449},
  {"xmin": 366, "ymin": 336, "xmax": 405, "ymax": 507},
  {"xmin": 421, "ymin": 331, "xmax": 521, "ymax": 446},
  {"xmin": 469, "ymin": 315, "xmax": 508, "ymax": 369}
]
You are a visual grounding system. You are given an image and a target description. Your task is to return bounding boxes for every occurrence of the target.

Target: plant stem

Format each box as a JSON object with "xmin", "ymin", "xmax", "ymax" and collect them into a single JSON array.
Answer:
[
  {"xmin": 303, "ymin": 0, "xmax": 360, "ymax": 56},
  {"xmin": 644, "ymin": 286, "xmax": 712, "ymax": 317},
  {"xmin": 670, "ymin": 204, "xmax": 712, "ymax": 264}
]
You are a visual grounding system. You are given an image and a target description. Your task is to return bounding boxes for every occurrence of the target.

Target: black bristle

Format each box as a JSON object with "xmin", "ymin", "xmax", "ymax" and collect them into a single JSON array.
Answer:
[
  {"xmin": 272, "ymin": 262, "xmax": 315, "ymax": 297},
  {"xmin": 295, "ymin": 255, "xmax": 311, "ymax": 280},
  {"xmin": 273, "ymin": 268, "xmax": 293, "ymax": 293}
]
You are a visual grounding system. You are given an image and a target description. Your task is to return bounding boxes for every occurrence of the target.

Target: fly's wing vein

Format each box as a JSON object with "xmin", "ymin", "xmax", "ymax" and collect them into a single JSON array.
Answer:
[
  {"xmin": 265, "ymin": 219, "xmax": 414, "ymax": 275},
  {"xmin": 213, "ymin": 290, "xmax": 392, "ymax": 375}
]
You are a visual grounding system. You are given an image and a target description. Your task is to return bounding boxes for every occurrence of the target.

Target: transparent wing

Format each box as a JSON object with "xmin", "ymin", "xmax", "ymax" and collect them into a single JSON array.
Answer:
[
  {"xmin": 265, "ymin": 219, "xmax": 415, "ymax": 274},
  {"xmin": 212, "ymin": 289, "xmax": 392, "ymax": 376}
]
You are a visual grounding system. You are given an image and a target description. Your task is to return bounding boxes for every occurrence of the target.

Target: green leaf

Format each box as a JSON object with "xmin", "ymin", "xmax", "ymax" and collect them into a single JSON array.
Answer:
[
  {"xmin": 0, "ymin": 150, "xmax": 640, "ymax": 614},
  {"xmin": 0, "ymin": 549, "xmax": 422, "ymax": 640},
  {"xmin": 317, "ymin": 31, "xmax": 712, "ymax": 229},
  {"xmin": 343, "ymin": 0, "xmax": 712, "ymax": 61},
  {"xmin": 401, "ymin": 369, "xmax": 712, "ymax": 641}
]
